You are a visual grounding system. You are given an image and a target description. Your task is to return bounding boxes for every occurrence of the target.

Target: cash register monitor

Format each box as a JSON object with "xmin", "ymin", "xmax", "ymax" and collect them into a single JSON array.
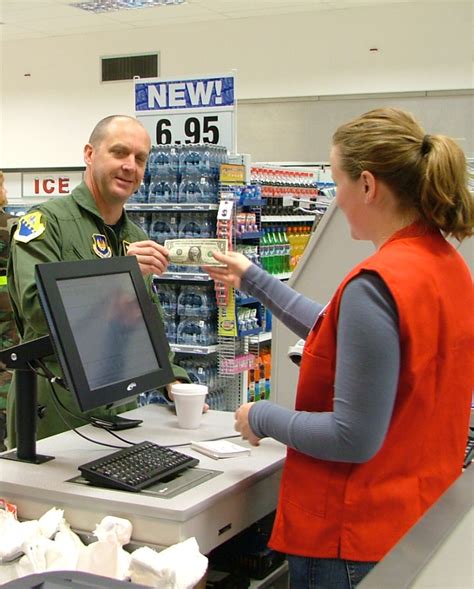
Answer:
[{"xmin": 35, "ymin": 257, "xmax": 174, "ymax": 413}]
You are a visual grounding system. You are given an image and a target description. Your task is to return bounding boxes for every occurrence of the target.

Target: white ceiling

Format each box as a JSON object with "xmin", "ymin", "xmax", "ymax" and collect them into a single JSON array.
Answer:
[{"xmin": 0, "ymin": 0, "xmax": 454, "ymax": 42}]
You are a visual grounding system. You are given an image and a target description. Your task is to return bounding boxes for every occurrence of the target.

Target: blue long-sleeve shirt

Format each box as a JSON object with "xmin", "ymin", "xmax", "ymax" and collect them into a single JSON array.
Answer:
[{"xmin": 241, "ymin": 264, "xmax": 400, "ymax": 463}]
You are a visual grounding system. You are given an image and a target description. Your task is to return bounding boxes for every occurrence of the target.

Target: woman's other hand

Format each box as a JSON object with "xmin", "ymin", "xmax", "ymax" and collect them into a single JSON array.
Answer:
[{"xmin": 235, "ymin": 402, "xmax": 261, "ymax": 446}]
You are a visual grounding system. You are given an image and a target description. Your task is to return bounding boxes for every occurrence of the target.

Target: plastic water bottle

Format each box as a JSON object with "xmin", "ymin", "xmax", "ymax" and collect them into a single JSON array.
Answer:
[
  {"xmin": 147, "ymin": 146, "xmax": 158, "ymax": 177},
  {"xmin": 200, "ymin": 143, "xmax": 211, "ymax": 174},
  {"xmin": 178, "ymin": 176, "xmax": 200, "ymax": 203}
]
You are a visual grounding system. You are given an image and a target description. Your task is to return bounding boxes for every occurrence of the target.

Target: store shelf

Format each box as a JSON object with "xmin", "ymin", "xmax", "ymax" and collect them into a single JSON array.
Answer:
[
  {"xmin": 236, "ymin": 231, "xmax": 262, "ymax": 240},
  {"xmin": 170, "ymin": 343, "xmax": 218, "ymax": 355},
  {"xmin": 274, "ymin": 272, "xmax": 292, "ymax": 281},
  {"xmin": 6, "ymin": 199, "xmax": 47, "ymax": 207},
  {"xmin": 126, "ymin": 203, "xmax": 219, "ymax": 212},
  {"xmin": 262, "ymin": 214, "xmax": 316, "ymax": 222},
  {"xmin": 249, "ymin": 331, "xmax": 272, "ymax": 344},
  {"xmin": 236, "ymin": 296, "xmax": 260, "ymax": 306},
  {"xmin": 154, "ymin": 272, "xmax": 213, "ymax": 282},
  {"xmin": 239, "ymin": 197, "xmax": 266, "ymax": 207}
]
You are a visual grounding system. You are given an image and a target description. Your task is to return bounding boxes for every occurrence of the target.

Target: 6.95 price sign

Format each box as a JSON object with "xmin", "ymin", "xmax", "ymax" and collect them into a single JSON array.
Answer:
[
  {"xmin": 153, "ymin": 111, "xmax": 233, "ymax": 147},
  {"xmin": 135, "ymin": 74, "xmax": 236, "ymax": 152}
]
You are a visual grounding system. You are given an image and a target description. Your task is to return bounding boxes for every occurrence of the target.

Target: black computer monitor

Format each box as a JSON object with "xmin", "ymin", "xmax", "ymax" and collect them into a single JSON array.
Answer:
[{"xmin": 35, "ymin": 257, "xmax": 174, "ymax": 413}]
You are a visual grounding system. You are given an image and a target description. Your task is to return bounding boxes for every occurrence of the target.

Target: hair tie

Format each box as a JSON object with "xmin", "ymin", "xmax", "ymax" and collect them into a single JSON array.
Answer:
[{"xmin": 421, "ymin": 134, "xmax": 432, "ymax": 156}]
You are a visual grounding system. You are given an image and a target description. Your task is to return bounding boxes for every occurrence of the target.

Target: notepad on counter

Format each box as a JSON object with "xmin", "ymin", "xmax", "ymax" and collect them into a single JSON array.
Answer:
[{"xmin": 190, "ymin": 440, "xmax": 251, "ymax": 459}]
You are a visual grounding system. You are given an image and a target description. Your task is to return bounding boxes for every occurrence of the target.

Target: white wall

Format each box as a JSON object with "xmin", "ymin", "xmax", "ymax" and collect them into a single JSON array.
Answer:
[{"xmin": 1, "ymin": 1, "xmax": 472, "ymax": 167}]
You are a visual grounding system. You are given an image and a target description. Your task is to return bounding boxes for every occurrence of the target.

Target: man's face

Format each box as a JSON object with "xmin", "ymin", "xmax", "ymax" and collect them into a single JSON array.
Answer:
[{"xmin": 84, "ymin": 118, "xmax": 150, "ymax": 205}]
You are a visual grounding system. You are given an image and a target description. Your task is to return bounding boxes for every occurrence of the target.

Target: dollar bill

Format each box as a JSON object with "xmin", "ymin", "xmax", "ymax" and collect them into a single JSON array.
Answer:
[{"xmin": 165, "ymin": 238, "xmax": 228, "ymax": 267}]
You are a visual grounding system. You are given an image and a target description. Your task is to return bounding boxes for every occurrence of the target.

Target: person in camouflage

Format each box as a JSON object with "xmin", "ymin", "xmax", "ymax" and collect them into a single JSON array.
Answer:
[
  {"xmin": 0, "ymin": 171, "xmax": 19, "ymax": 451},
  {"xmin": 7, "ymin": 116, "xmax": 191, "ymax": 447}
]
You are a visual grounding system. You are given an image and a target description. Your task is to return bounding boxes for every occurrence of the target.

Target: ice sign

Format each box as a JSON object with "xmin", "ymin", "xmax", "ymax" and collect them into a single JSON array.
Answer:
[{"xmin": 135, "ymin": 76, "xmax": 235, "ymax": 111}]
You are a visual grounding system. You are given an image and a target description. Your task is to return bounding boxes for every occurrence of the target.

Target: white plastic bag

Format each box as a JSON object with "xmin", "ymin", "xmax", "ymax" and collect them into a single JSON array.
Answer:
[{"xmin": 129, "ymin": 537, "xmax": 208, "ymax": 589}]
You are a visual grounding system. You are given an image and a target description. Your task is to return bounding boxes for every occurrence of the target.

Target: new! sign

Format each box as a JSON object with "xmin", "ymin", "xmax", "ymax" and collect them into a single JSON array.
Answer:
[
  {"xmin": 135, "ymin": 74, "xmax": 236, "ymax": 152},
  {"xmin": 135, "ymin": 76, "xmax": 234, "ymax": 110}
]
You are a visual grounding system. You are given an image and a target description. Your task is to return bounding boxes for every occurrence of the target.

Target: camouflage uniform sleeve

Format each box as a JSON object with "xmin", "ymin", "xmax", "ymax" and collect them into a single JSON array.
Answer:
[
  {"xmin": 0, "ymin": 212, "xmax": 16, "ymax": 338},
  {"xmin": 0, "ymin": 211, "xmax": 19, "ymax": 412},
  {"xmin": 8, "ymin": 210, "xmax": 63, "ymax": 340}
]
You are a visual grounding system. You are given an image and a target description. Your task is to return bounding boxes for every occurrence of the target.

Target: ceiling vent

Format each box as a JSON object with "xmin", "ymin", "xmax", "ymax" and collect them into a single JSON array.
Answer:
[{"xmin": 101, "ymin": 53, "xmax": 159, "ymax": 82}]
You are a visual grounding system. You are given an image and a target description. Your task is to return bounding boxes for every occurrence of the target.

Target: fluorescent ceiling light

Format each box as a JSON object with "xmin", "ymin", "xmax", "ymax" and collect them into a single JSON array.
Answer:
[{"xmin": 70, "ymin": 0, "xmax": 186, "ymax": 13}]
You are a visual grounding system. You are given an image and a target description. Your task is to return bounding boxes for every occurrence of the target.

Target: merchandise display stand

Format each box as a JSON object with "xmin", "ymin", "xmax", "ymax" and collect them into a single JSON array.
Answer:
[{"xmin": 215, "ymin": 162, "xmax": 334, "ymax": 409}]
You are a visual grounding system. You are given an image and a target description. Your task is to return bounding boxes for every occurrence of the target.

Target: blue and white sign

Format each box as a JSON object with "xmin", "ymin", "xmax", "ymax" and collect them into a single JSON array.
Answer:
[
  {"xmin": 135, "ymin": 76, "xmax": 234, "ymax": 111},
  {"xmin": 135, "ymin": 74, "xmax": 236, "ymax": 152}
]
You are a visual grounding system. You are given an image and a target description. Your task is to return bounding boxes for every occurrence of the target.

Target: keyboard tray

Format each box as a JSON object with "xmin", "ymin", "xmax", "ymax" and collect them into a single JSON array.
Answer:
[{"xmin": 79, "ymin": 440, "xmax": 199, "ymax": 492}]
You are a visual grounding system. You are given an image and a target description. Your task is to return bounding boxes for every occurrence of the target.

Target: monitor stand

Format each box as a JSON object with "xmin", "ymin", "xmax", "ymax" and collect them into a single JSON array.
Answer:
[{"xmin": 0, "ymin": 335, "xmax": 55, "ymax": 464}]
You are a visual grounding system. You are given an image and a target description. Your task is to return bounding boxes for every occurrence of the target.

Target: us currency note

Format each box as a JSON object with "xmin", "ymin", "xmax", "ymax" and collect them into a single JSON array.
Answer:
[{"xmin": 165, "ymin": 238, "xmax": 228, "ymax": 266}]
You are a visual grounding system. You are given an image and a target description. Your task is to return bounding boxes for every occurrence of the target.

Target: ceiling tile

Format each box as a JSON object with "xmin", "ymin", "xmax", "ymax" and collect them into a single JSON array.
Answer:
[{"xmin": 0, "ymin": 0, "xmax": 464, "ymax": 42}]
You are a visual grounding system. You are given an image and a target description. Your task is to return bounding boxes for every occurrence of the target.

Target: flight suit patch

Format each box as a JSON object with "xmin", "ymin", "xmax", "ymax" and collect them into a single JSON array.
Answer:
[
  {"xmin": 92, "ymin": 234, "xmax": 112, "ymax": 258},
  {"xmin": 13, "ymin": 212, "xmax": 46, "ymax": 243}
]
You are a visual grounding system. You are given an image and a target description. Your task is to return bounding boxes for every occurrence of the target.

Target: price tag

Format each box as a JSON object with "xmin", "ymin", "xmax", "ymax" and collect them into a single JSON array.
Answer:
[
  {"xmin": 135, "ymin": 74, "xmax": 236, "ymax": 152},
  {"xmin": 139, "ymin": 110, "xmax": 233, "ymax": 150},
  {"xmin": 217, "ymin": 199, "xmax": 234, "ymax": 221},
  {"xmin": 219, "ymin": 163, "xmax": 246, "ymax": 185}
]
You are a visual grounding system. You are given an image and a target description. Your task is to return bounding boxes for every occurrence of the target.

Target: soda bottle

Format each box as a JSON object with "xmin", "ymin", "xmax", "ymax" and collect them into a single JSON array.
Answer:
[
  {"xmin": 248, "ymin": 369, "xmax": 256, "ymax": 403},
  {"xmin": 288, "ymin": 226, "xmax": 296, "ymax": 271},
  {"xmin": 280, "ymin": 225, "xmax": 291, "ymax": 272},
  {"xmin": 267, "ymin": 228, "xmax": 277, "ymax": 275},
  {"xmin": 260, "ymin": 228, "xmax": 269, "ymax": 272},
  {"xmin": 271, "ymin": 226, "xmax": 283, "ymax": 274}
]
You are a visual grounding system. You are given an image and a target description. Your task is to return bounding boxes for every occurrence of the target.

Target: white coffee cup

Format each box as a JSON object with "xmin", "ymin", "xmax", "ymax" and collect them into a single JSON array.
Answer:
[{"xmin": 170, "ymin": 383, "xmax": 208, "ymax": 429}]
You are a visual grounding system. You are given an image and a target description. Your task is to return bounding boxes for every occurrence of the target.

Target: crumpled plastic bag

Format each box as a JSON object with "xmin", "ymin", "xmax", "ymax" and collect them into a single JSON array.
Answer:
[
  {"xmin": 16, "ymin": 536, "xmax": 55, "ymax": 576},
  {"xmin": 129, "ymin": 537, "xmax": 208, "ymax": 589},
  {"xmin": 93, "ymin": 515, "xmax": 132, "ymax": 546},
  {"xmin": 76, "ymin": 516, "xmax": 132, "ymax": 580},
  {"xmin": 76, "ymin": 540, "xmax": 130, "ymax": 580},
  {"xmin": 0, "ymin": 507, "xmax": 83, "ymax": 583},
  {"xmin": 0, "ymin": 558, "xmax": 21, "ymax": 585},
  {"xmin": 0, "ymin": 508, "xmax": 207, "ymax": 588},
  {"xmin": 0, "ymin": 514, "xmax": 41, "ymax": 564},
  {"xmin": 0, "ymin": 507, "xmax": 66, "ymax": 566},
  {"xmin": 38, "ymin": 507, "xmax": 64, "ymax": 539},
  {"xmin": 53, "ymin": 520, "xmax": 86, "ymax": 570}
]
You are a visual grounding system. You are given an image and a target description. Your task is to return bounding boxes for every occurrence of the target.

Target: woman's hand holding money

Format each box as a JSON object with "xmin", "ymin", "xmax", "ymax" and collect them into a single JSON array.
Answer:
[
  {"xmin": 126, "ymin": 240, "xmax": 170, "ymax": 276},
  {"xmin": 204, "ymin": 251, "xmax": 253, "ymax": 289}
]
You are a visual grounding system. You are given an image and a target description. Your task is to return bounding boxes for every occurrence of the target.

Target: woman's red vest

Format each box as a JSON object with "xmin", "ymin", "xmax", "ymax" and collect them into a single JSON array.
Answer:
[{"xmin": 269, "ymin": 223, "xmax": 473, "ymax": 561}]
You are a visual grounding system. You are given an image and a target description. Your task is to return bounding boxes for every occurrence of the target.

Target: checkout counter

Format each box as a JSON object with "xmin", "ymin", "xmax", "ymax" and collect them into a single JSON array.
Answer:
[
  {"xmin": 0, "ymin": 405, "xmax": 286, "ymax": 555},
  {"xmin": 2, "ymin": 404, "xmax": 472, "ymax": 588}
]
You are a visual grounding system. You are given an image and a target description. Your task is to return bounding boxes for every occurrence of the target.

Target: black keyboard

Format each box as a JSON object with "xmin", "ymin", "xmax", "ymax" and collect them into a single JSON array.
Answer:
[{"xmin": 79, "ymin": 440, "xmax": 199, "ymax": 492}]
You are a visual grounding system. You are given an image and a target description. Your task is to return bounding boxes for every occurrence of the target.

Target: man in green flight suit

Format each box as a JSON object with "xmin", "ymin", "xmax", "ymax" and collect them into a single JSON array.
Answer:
[{"xmin": 7, "ymin": 115, "xmax": 190, "ymax": 447}]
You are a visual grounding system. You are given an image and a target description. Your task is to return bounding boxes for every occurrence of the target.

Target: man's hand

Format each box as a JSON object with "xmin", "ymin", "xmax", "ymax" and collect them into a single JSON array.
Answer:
[
  {"xmin": 235, "ymin": 402, "xmax": 261, "ymax": 446},
  {"xmin": 127, "ymin": 240, "xmax": 169, "ymax": 276}
]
